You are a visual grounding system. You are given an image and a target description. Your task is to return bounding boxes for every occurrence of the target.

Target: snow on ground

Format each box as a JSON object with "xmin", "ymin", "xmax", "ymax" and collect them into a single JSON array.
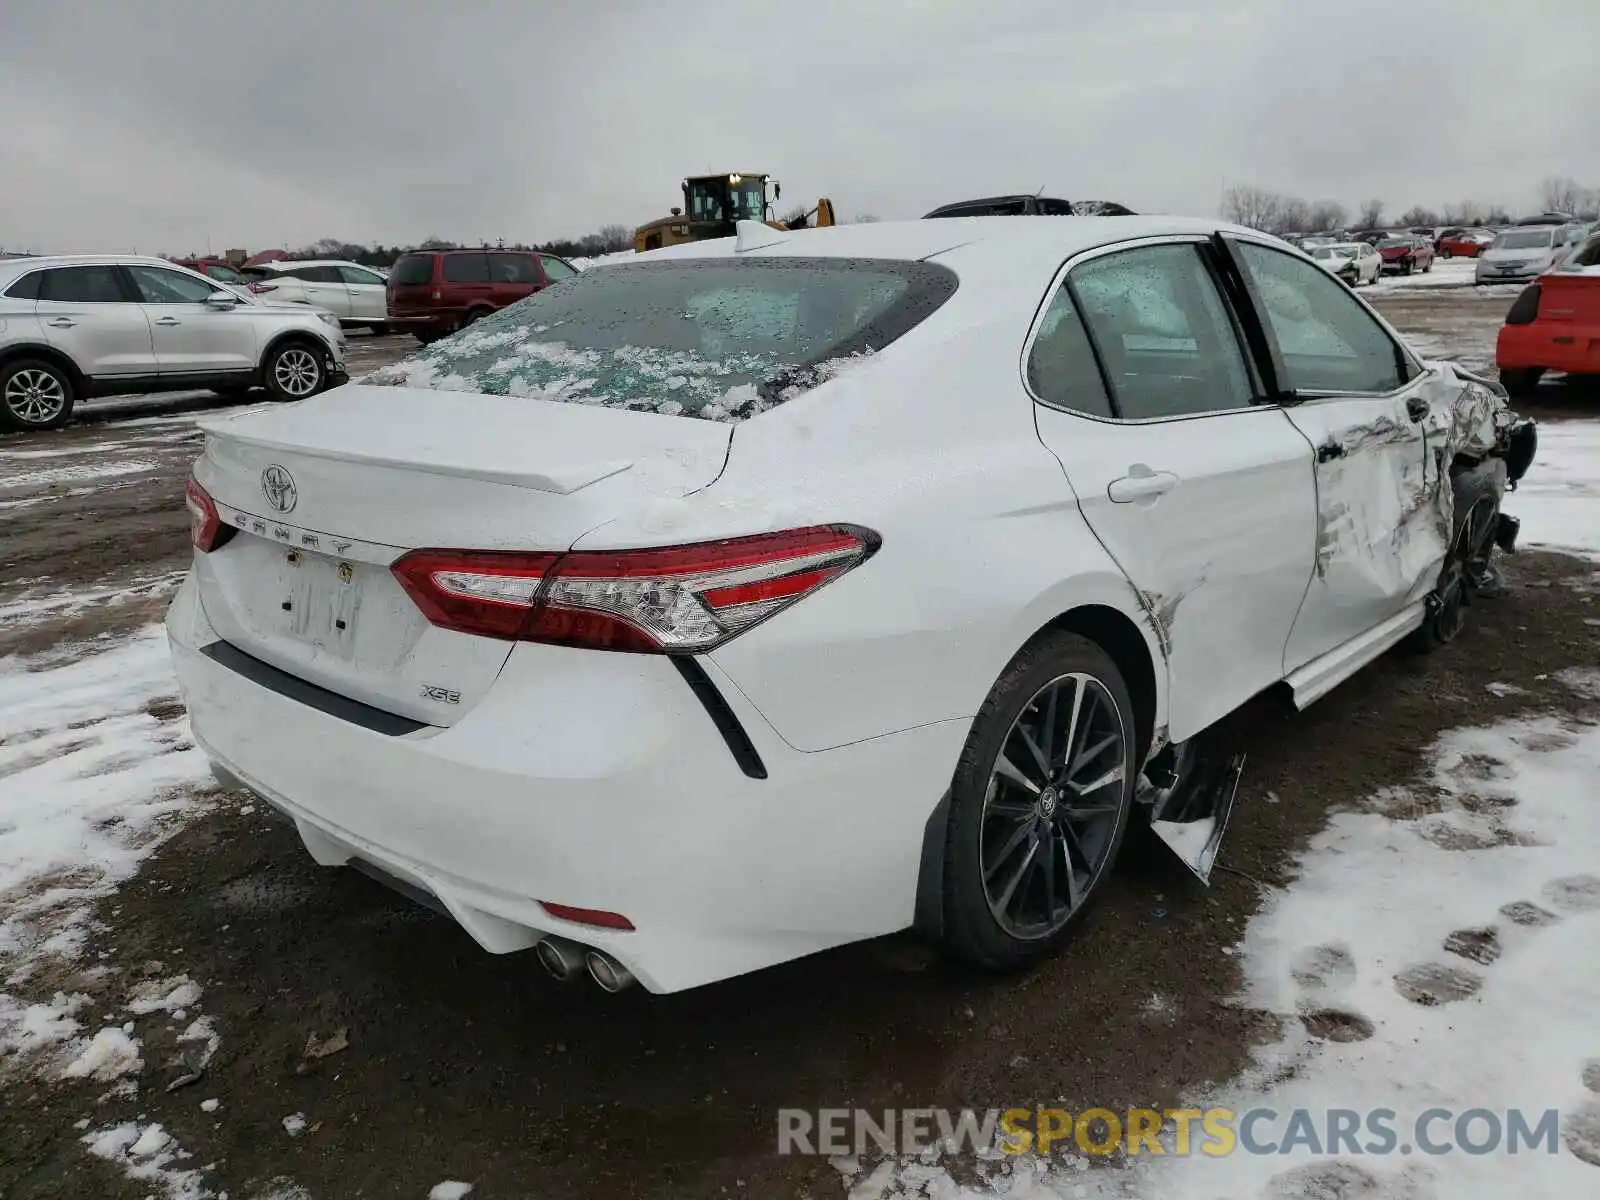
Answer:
[
  {"xmin": 1512, "ymin": 420, "xmax": 1600, "ymax": 561},
  {"xmin": 1366, "ymin": 257, "xmax": 1514, "ymax": 295},
  {"xmin": 0, "ymin": 569, "xmax": 189, "ymax": 629},
  {"xmin": 840, "ymin": 431, "xmax": 1600, "ymax": 1198},
  {"xmin": 568, "ymin": 248, "xmax": 637, "ymax": 270}
]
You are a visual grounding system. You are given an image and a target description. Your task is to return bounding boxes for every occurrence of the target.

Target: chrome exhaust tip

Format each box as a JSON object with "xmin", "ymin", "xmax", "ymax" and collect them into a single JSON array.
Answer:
[
  {"xmin": 535, "ymin": 936, "xmax": 585, "ymax": 982},
  {"xmin": 585, "ymin": 950, "xmax": 635, "ymax": 993}
]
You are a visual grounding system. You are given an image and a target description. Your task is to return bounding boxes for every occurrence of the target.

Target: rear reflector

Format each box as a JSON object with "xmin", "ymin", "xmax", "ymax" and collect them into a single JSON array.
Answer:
[
  {"xmin": 185, "ymin": 476, "xmax": 233, "ymax": 553},
  {"xmin": 390, "ymin": 525, "xmax": 878, "ymax": 652},
  {"xmin": 539, "ymin": 901, "xmax": 636, "ymax": 931}
]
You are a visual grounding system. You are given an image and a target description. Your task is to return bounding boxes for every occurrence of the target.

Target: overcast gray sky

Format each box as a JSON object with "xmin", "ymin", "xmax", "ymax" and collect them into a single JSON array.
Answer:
[{"xmin": 2, "ymin": 0, "xmax": 1595, "ymax": 254}]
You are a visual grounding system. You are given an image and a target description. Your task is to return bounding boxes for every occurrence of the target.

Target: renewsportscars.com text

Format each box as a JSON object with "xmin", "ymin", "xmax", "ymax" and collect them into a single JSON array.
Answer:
[{"xmin": 777, "ymin": 1106, "xmax": 1563, "ymax": 1158}]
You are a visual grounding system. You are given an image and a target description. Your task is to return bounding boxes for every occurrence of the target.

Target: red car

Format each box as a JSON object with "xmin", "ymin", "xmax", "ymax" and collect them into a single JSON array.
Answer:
[
  {"xmin": 386, "ymin": 249, "xmax": 580, "ymax": 343},
  {"xmin": 1377, "ymin": 234, "xmax": 1435, "ymax": 275},
  {"xmin": 1438, "ymin": 229, "xmax": 1495, "ymax": 258},
  {"xmin": 1496, "ymin": 236, "xmax": 1600, "ymax": 397}
]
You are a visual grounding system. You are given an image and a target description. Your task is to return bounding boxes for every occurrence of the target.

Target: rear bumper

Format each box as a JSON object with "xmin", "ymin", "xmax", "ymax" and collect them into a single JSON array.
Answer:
[
  {"xmin": 165, "ymin": 575, "xmax": 966, "ymax": 993},
  {"xmin": 1497, "ymin": 322, "xmax": 1600, "ymax": 375}
]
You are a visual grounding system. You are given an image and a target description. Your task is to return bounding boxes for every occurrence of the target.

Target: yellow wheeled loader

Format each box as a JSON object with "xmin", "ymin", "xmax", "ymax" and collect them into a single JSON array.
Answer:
[{"xmin": 633, "ymin": 173, "xmax": 835, "ymax": 253}]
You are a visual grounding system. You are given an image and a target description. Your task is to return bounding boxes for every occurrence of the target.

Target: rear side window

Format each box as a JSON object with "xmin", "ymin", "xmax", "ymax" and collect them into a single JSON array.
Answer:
[
  {"xmin": 39, "ymin": 266, "xmax": 128, "ymax": 303},
  {"xmin": 1026, "ymin": 286, "xmax": 1113, "ymax": 418},
  {"xmin": 391, "ymin": 256, "xmax": 434, "ymax": 286},
  {"xmin": 4, "ymin": 271, "xmax": 43, "ymax": 299},
  {"xmin": 488, "ymin": 253, "xmax": 540, "ymax": 284},
  {"xmin": 289, "ymin": 265, "xmax": 342, "ymax": 283},
  {"xmin": 443, "ymin": 253, "xmax": 491, "ymax": 283},
  {"xmin": 366, "ymin": 257, "xmax": 959, "ymax": 423},
  {"xmin": 539, "ymin": 255, "xmax": 577, "ymax": 282}
]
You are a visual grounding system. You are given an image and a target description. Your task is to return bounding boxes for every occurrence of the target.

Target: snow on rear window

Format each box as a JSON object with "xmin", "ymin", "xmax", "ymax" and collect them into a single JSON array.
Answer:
[{"xmin": 363, "ymin": 258, "xmax": 957, "ymax": 423}]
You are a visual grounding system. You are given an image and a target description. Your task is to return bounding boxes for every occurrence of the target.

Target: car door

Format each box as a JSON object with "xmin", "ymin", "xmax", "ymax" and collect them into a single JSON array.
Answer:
[
  {"xmin": 1028, "ymin": 238, "xmax": 1318, "ymax": 743},
  {"xmin": 33, "ymin": 264, "xmax": 157, "ymax": 379},
  {"xmin": 336, "ymin": 264, "xmax": 388, "ymax": 320},
  {"xmin": 289, "ymin": 265, "xmax": 353, "ymax": 317},
  {"xmin": 125, "ymin": 264, "xmax": 259, "ymax": 375},
  {"xmin": 1223, "ymin": 237, "xmax": 1447, "ymax": 682},
  {"xmin": 441, "ymin": 252, "xmax": 494, "ymax": 311}
]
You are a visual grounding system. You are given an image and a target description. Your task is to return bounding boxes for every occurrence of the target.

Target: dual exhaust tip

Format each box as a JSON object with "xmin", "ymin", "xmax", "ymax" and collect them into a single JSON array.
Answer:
[{"xmin": 535, "ymin": 935, "xmax": 635, "ymax": 993}]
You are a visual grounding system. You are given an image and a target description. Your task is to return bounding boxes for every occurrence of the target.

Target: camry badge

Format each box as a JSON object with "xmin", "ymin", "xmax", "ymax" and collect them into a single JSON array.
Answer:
[{"xmin": 261, "ymin": 464, "xmax": 297, "ymax": 514}]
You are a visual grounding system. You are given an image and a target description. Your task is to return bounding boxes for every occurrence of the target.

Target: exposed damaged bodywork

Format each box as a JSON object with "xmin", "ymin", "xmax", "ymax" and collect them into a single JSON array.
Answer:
[{"xmin": 1125, "ymin": 364, "xmax": 1534, "ymax": 885}]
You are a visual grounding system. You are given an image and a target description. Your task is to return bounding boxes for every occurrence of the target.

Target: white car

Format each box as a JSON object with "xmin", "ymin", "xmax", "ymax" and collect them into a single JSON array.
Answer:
[
  {"xmin": 1308, "ymin": 241, "xmax": 1382, "ymax": 286},
  {"xmin": 168, "ymin": 217, "xmax": 1534, "ymax": 995},
  {"xmin": 0, "ymin": 254, "xmax": 347, "ymax": 430},
  {"xmin": 1475, "ymin": 225, "xmax": 1581, "ymax": 285},
  {"xmin": 245, "ymin": 260, "xmax": 392, "ymax": 333}
]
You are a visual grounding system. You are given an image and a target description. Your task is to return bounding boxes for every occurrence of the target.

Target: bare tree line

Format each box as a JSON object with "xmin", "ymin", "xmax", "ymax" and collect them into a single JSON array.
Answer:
[{"xmin": 1222, "ymin": 176, "xmax": 1599, "ymax": 235}]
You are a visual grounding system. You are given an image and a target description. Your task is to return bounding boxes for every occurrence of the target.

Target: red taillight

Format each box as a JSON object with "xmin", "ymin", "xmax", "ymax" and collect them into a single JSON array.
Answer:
[
  {"xmin": 389, "ymin": 525, "xmax": 877, "ymax": 652},
  {"xmin": 185, "ymin": 476, "xmax": 232, "ymax": 553},
  {"xmin": 539, "ymin": 901, "xmax": 635, "ymax": 931},
  {"xmin": 248, "ymin": 281, "xmax": 277, "ymax": 293}
]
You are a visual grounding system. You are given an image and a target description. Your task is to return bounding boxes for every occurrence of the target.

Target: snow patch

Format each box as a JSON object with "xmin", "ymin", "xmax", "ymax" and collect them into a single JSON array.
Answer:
[
  {"xmin": 82, "ymin": 1121, "xmax": 210, "ymax": 1200},
  {"xmin": 60, "ymin": 1025, "xmax": 143, "ymax": 1081},
  {"xmin": 429, "ymin": 1183, "xmax": 475, "ymax": 1200},
  {"xmin": 1512, "ymin": 420, "xmax": 1600, "ymax": 561},
  {"xmin": 127, "ymin": 975, "xmax": 203, "ymax": 1016}
]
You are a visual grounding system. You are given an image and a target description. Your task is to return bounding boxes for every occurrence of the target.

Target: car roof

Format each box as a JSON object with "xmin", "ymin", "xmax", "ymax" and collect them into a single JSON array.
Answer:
[
  {"xmin": 639, "ymin": 215, "xmax": 1244, "ymax": 266},
  {"xmin": 262, "ymin": 258, "xmax": 377, "ymax": 269},
  {"xmin": 0, "ymin": 252, "xmax": 197, "ymax": 281}
]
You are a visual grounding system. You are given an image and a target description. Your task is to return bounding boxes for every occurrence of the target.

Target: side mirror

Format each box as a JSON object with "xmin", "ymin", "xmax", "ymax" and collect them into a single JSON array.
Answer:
[{"xmin": 205, "ymin": 291, "xmax": 241, "ymax": 309}]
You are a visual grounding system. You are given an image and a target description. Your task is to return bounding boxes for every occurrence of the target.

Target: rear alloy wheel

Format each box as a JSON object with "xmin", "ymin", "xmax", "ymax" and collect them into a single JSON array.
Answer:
[
  {"xmin": 0, "ymin": 359, "xmax": 75, "ymax": 432},
  {"xmin": 263, "ymin": 341, "xmax": 326, "ymax": 402},
  {"xmin": 943, "ymin": 631, "xmax": 1135, "ymax": 970}
]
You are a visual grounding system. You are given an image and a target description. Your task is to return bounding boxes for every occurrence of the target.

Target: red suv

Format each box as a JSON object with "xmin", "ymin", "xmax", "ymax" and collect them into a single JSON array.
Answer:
[{"xmin": 386, "ymin": 249, "xmax": 580, "ymax": 343}]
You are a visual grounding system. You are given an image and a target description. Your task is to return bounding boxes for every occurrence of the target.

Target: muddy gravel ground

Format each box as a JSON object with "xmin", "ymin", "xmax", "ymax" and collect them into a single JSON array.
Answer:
[{"xmin": 1, "ymin": 301, "xmax": 1598, "ymax": 1199}]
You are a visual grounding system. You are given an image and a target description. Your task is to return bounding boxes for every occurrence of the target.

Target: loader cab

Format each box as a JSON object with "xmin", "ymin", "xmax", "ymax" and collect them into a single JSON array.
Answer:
[{"xmin": 683, "ymin": 173, "xmax": 773, "ymax": 233}]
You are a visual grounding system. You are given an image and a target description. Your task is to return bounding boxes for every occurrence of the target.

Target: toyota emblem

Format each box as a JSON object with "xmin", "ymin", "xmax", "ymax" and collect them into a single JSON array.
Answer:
[{"xmin": 261, "ymin": 464, "xmax": 298, "ymax": 514}]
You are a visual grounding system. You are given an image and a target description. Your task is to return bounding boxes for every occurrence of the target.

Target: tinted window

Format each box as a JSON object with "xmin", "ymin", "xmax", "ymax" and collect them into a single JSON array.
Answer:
[
  {"xmin": 442, "ymin": 253, "xmax": 491, "ymax": 283},
  {"xmin": 127, "ymin": 265, "xmax": 220, "ymax": 304},
  {"xmin": 391, "ymin": 255, "xmax": 434, "ymax": 286},
  {"xmin": 1069, "ymin": 244, "xmax": 1253, "ymax": 419},
  {"xmin": 488, "ymin": 253, "xmax": 540, "ymax": 284},
  {"xmin": 1027, "ymin": 287, "xmax": 1113, "ymax": 418},
  {"xmin": 1237, "ymin": 242, "xmax": 1408, "ymax": 394},
  {"xmin": 40, "ymin": 266, "xmax": 128, "ymax": 303},
  {"xmin": 288, "ymin": 265, "xmax": 342, "ymax": 283},
  {"xmin": 539, "ymin": 256, "xmax": 577, "ymax": 282},
  {"xmin": 366, "ymin": 258, "xmax": 958, "ymax": 423},
  {"xmin": 4, "ymin": 271, "xmax": 43, "ymax": 299},
  {"xmin": 338, "ymin": 265, "xmax": 385, "ymax": 285}
]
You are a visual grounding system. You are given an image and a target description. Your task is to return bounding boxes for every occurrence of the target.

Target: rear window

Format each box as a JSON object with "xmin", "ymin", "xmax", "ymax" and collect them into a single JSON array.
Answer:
[
  {"xmin": 365, "ymin": 257, "xmax": 958, "ymax": 423},
  {"xmin": 391, "ymin": 255, "xmax": 435, "ymax": 286}
]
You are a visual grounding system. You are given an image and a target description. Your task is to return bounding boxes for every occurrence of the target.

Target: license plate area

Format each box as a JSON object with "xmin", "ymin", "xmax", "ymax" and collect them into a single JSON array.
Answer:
[{"xmin": 260, "ymin": 543, "xmax": 377, "ymax": 659}]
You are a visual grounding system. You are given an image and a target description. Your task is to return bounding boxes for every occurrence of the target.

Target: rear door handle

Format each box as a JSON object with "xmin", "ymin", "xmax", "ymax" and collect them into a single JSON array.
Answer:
[
  {"xmin": 154, "ymin": 317, "xmax": 181, "ymax": 326},
  {"xmin": 46, "ymin": 317, "xmax": 76, "ymax": 328},
  {"xmin": 1107, "ymin": 465, "xmax": 1180, "ymax": 505}
]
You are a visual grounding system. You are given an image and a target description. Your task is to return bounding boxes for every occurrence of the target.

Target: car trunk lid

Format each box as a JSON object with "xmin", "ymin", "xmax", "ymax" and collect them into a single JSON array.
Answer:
[{"xmin": 189, "ymin": 385, "xmax": 732, "ymax": 725}]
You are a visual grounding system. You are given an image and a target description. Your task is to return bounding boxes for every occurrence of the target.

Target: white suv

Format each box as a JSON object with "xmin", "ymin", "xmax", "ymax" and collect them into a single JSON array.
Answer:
[
  {"xmin": 0, "ymin": 254, "xmax": 347, "ymax": 431},
  {"xmin": 242, "ymin": 259, "xmax": 391, "ymax": 334}
]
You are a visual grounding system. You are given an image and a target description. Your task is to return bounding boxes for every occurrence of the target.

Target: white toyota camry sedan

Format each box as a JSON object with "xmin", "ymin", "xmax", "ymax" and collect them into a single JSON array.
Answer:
[{"xmin": 168, "ymin": 216, "xmax": 1536, "ymax": 994}]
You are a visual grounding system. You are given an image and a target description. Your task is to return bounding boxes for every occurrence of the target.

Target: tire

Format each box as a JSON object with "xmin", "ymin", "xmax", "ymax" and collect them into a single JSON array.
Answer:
[
  {"xmin": 0, "ymin": 357, "xmax": 76, "ymax": 432},
  {"xmin": 211, "ymin": 385, "xmax": 254, "ymax": 402},
  {"xmin": 415, "ymin": 329, "xmax": 445, "ymax": 346},
  {"xmin": 261, "ymin": 339, "xmax": 327, "ymax": 403},
  {"xmin": 369, "ymin": 323, "xmax": 390, "ymax": 337},
  {"xmin": 460, "ymin": 307, "xmax": 493, "ymax": 330},
  {"xmin": 1423, "ymin": 259, "xmax": 1433, "ymax": 273},
  {"xmin": 1410, "ymin": 461, "xmax": 1506, "ymax": 652},
  {"xmin": 1499, "ymin": 367, "xmax": 1544, "ymax": 398},
  {"xmin": 1442, "ymin": 249, "xmax": 1453, "ymax": 259},
  {"xmin": 942, "ymin": 631, "xmax": 1137, "ymax": 971},
  {"xmin": 1402, "ymin": 258, "xmax": 1414, "ymax": 276}
]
